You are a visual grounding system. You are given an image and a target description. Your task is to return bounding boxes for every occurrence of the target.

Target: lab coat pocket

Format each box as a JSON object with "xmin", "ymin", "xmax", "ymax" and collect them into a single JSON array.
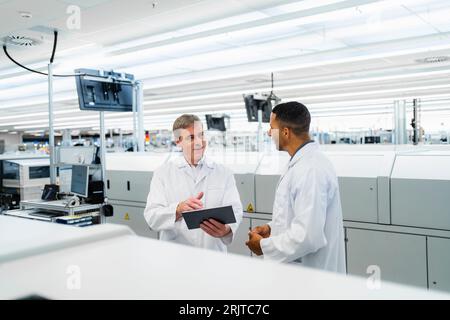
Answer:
[{"xmin": 205, "ymin": 187, "xmax": 225, "ymax": 208}]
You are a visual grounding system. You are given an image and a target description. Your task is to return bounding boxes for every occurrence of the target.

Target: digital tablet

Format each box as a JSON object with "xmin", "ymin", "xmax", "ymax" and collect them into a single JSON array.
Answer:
[{"xmin": 182, "ymin": 205, "xmax": 236, "ymax": 230}]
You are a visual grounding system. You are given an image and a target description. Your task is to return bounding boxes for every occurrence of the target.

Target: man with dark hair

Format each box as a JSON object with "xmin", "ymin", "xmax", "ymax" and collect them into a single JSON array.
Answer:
[
  {"xmin": 246, "ymin": 102, "xmax": 346, "ymax": 273},
  {"xmin": 144, "ymin": 114, "xmax": 243, "ymax": 252}
]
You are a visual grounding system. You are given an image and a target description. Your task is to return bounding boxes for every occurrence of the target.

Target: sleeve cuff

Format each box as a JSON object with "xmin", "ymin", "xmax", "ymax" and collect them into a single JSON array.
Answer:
[
  {"xmin": 221, "ymin": 223, "xmax": 236, "ymax": 245},
  {"xmin": 260, "ymin": 237, "xmax": 280, "ymax": 261},
  {"xmin": 221, "ymin": 230, "xmax": 233, "ymax": 245}
]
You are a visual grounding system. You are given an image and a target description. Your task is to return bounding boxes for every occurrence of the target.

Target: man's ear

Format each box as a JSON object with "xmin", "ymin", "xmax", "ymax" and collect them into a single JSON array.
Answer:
[{"xmin": 283, "ymin": 127, "xmax": 290, "ymax": 138}]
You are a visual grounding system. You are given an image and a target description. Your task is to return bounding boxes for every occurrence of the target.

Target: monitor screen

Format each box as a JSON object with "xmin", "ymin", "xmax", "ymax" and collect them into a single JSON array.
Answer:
[
  {"xmin": 2, "ymin": 161, "xmax": 19, "ymax": 180},
  {"xmin": 205, "ymin": 114, "xmax": 228, "ymax": 131},
  {"xmin": 29, "ymin": 166, "xmax": 50, "ymax": 179},
  {"xmin": 71, "ymin": 165, "xmax": 89, "ymax": 198},
  {"xmin": 75, "ymin": 68, "xmax": 134, "ymax": 112},
  {"xmin": 244, "ymin": 94, "xmax": 275, "ymax": 123}
]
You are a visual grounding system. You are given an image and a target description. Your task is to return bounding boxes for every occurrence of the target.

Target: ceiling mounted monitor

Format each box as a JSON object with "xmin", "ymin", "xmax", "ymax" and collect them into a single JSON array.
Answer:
[
  {"xmin": 205, "ymin": 114, "xmax": 230, "ymax": 132},
  {"xmin": 75, "ymin": 68, "xmax": 135, "ymax": 112},
  {"xmin": 243, "ymin": 93, "xmax": 280, "ymax": 123}
]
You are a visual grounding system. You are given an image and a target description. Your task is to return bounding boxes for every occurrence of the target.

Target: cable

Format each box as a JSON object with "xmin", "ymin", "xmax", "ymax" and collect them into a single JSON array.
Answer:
[
  {"xmin": 50, "ymin": 30, "xmax": 57, "ymax": 63},
  {"xmin": 266, "ymin": 72, "xmax": 274, "ymax": 100},
  {"xmin": 2, "ymin": 30, "xmax": 87, "ymax": 77},
  {"xmin": 266, "ymin": 72, "xmax": 275, "ymax": 101},
  {"xmin": 3, "ymin": 45, "xmax": 48, "ymax": 76},
  {"xmin": 271, "ymin": 72, "xmax": 274, "ymax": 95}
]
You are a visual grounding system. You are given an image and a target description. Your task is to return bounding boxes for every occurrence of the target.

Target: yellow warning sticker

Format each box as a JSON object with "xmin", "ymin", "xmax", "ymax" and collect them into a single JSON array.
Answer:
[
  {"xmin": 246, "ymin": 203, "xmax": 254, "ymax": 213},
  {"xmin": 124, "ymin": 213, "xmax": 130, "ymax": 221}
]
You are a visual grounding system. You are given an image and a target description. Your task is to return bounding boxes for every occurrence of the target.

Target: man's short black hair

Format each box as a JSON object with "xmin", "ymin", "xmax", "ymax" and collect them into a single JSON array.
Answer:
[{"xmin": 272, "ymin": 101, "xmax": 311, "ymax": 136}]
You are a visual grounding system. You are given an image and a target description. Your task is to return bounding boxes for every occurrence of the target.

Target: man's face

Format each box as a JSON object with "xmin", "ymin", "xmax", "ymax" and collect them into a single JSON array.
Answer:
[
  {"xmin": 268, "ymin": 113, "xmax": 286, "ymax": 151},
  {"xmin": 176, "ymin": 121, "xmax": 206, "ymax": 165}
]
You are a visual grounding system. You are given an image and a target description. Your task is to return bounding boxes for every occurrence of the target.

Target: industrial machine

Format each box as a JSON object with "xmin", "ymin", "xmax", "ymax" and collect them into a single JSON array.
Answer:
[
  {"xmin": 1, "ymin": 158, "xmax": 50, "ymax": 201},
  {"xmin": 105, "ymin": 152, "xmax": 170, "ymax": 238},
  {"xmin": 326, "ymin": 150, "xmax": 395, "ymax": 224},
  {"xmin": 338, "ymin": 149, "xmax": 449, "ymax": 292}
]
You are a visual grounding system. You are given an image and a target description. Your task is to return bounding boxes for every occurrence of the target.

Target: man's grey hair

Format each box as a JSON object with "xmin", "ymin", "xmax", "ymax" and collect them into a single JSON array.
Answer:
[{"xmin": 173, "ymin": 114, "xmax": 201, "ymax": 140}]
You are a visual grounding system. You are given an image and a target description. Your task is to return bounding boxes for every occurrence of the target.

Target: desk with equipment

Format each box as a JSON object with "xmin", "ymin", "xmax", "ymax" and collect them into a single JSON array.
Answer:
[{"xmin": 2, "ymin": 161, "xmax": 109, "ymax": 227}]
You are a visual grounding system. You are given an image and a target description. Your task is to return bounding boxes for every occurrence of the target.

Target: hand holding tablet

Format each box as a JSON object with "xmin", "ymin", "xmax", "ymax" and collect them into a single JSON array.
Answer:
[{"xmin": 182, "ymin": 205, "xmax": 236, "ymax": 230}]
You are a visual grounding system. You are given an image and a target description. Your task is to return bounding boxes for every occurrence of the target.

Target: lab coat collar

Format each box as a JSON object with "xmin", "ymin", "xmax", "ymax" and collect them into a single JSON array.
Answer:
[
  {"xmin": 174, "ymin": 154, "xmax": 215, "ymax": 185},
  {"xmin": 175, "ymin": 153, "xmax": 215, "ymax": 169},
  {"xmin": 290, "ymin": 140, "xmax": 315, "ymax": 161},
  {"xmin": 288, "ymin": 141, "xmax": 318, "ymax": 168}
]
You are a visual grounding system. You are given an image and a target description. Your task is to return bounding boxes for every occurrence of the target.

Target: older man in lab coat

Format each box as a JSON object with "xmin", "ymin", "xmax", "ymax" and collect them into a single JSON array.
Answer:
[
  {"xmin": 246, "ymin": 102, "xmax": 346, "ymax": 273},
  {"xmin": 144, "ymin": 114, "xmax": 243, "ymax": 252}
]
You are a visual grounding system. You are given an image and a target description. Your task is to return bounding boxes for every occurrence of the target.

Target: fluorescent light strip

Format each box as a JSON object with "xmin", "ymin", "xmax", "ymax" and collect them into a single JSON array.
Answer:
[
  {"xmin": 0, "ymin": 62, "xmax": 49, "ymax": 78},
  {"xmin": 289, "ymin": 83, "xmax": 450, "ymax": 101},
  {"xmin": 0, "ymin": 78, "xmax": 73, "ymax": 101},
  {"xmin": 3, "ymin": 39, "xmax": 450, "ymax": 109},
  {"xmin": 0, "ymin": 109, "xmax": 79, "ymax": 121},
  {"xmin": 268, "ymin": 0, "xmax": 346, "ymax": 14},
  {"xmin": 423, "ymin": 106, "xmax": 450, "ymax": 112},
  {"xmin": 1, "ymin": 110, "xmax": 151, "ymax": 127},
  {"xmin": 142, "ymin": 75, "xmax": 450, "ymax": 106},
  {"xmin": 311, "ymin": 105, "xmax": 393, "ymax": 113},
  {"xmin": 143, "ymin": 102, "xmax": 243, "ymax": 113},
  {"xmin": 0, "ymin": 94, "xmax": 77, "ymax": 110},
  {"xmin": 315, "ymin": 110, "xmax": 393, "ymax": 118},
  {"xmin": 6, "ymin": 114, "xmax": 101, "ymax": 126},
  {"xmin": 10, "ymin": 110, "xmax": 247, "ymax": 128},
  {"xmin": 272, "ymin": 69, "xmax": 450, "ymax": 92},
  {"xmin": 325, "ymin": 13, "xmax": 433, "ymax": 40},
  {"xmin": 14, "ymin": 112, "xmax": 249, "ymax": 130}
]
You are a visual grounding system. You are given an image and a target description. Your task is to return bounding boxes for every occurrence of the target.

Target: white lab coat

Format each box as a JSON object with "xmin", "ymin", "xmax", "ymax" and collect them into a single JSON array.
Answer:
[
  {"xmin": 144, "ymin": 154, "xmax": 243, "ymax": 252},
  {"xmin": 260, "ymin": 142, "xmax": 346, "ymax": 273}
]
